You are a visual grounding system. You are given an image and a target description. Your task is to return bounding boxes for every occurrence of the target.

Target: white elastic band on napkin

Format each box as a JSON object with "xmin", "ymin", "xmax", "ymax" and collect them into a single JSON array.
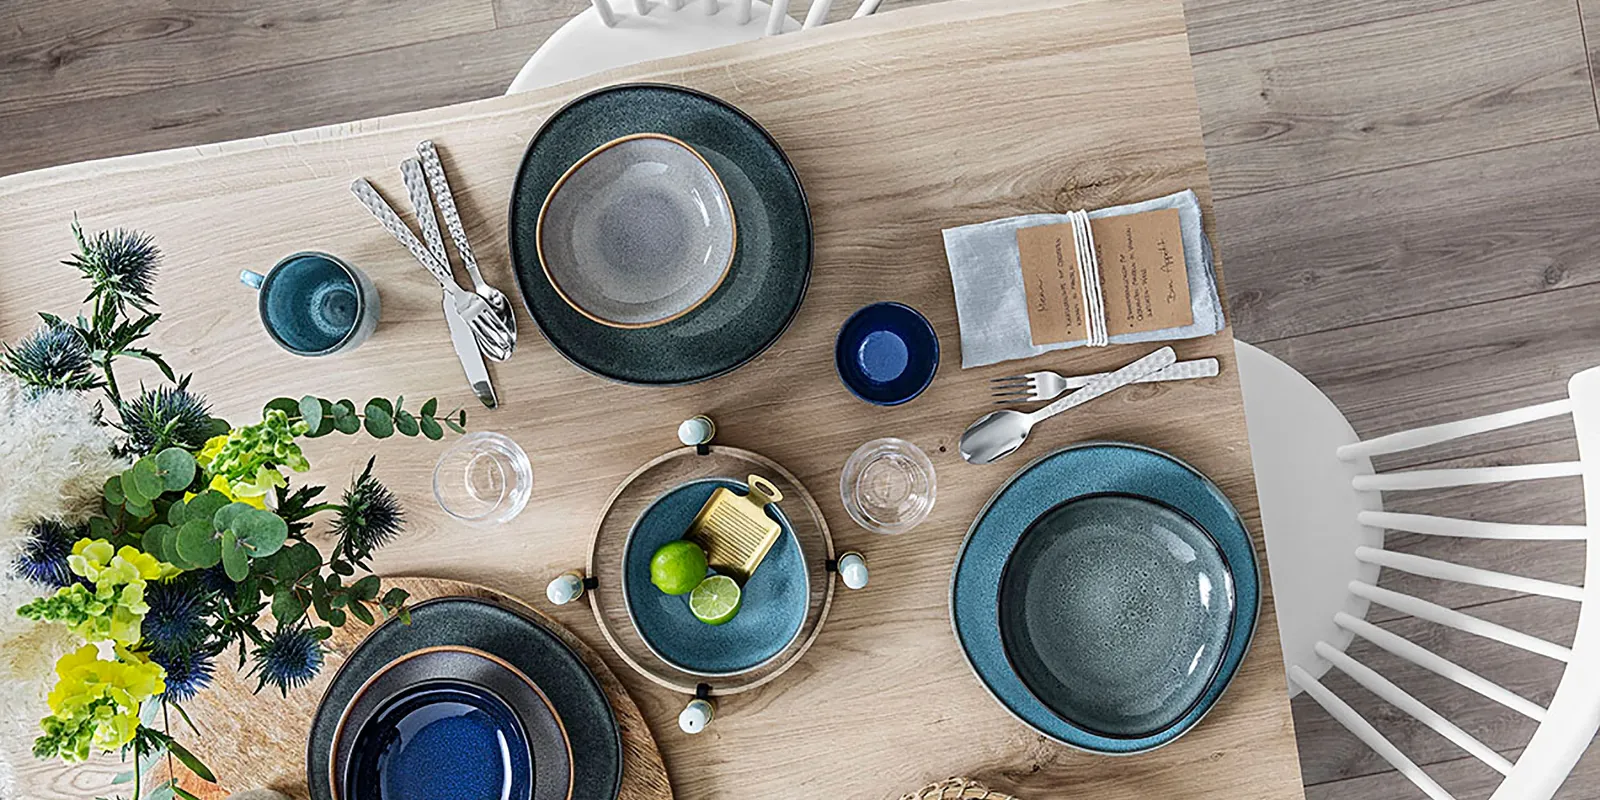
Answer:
[{"xmin": 1069, "ymin": 210, "xmax": 1109, "ymax": 347}]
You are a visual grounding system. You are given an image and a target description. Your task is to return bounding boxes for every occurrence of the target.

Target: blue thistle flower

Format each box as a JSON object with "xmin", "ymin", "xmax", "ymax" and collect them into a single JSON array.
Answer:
[
  {"xmin": 143, "ymin": 579, "xmax": 211, "ymax": 654},
  {"xmin": 117, "ymin": 379, "xmax": 220, "ymax": 456},
  {"xmin": 195, "ymin": 564, "xmax": 236, "ymax": 595},
  {"xmin": 150, "ymin": 647, "xmax": 215, "ymax": 702},
  {"xmin": 335, "ymin": 458, "xmax": 404, "ymax": 562},
  {"xmin": 0, "ymin": 325, "xmax": 99, "ymax": 393},
  {"xmin": 12, "ymin": 520, "xmax": 80, "ymax": 587},
  {"xmin": 65, "ymin": 221, "xmax": 161, "ymax": 313},
  {"xmin": 250, "ymin": 626, "xmax": 324, "ymax": 697}
]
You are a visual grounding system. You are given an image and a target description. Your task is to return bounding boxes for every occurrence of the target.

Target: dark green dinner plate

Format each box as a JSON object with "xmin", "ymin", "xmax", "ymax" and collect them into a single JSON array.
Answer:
[{"xmin": 509, "ymin": 83, "xmax": 813, "ymax": 385}]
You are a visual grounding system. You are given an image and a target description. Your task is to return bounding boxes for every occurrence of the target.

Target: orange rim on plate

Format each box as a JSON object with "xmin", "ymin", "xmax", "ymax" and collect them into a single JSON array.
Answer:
[
  {"xmin": 534, "ymin": 132, "xmax": 738, "ymax": 330},
  {"xmin": 326, "ymin": 644, "xmax": 575, "ymax": 800}
]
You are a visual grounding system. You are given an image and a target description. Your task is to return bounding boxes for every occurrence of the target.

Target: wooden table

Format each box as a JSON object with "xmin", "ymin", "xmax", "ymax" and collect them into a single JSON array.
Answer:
[{"xmin": 0, "ymin": 0, "xmax": 1305, "ymax": 796}]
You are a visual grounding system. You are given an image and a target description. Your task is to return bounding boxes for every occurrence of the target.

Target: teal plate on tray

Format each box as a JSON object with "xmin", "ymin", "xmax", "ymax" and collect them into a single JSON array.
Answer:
[
  {"xmin": 622, "ymin": 478, "xmax": 808, "ymax": 676},
  {"xmin": 950, "ymin": 442, "xmax": 1260, "ymax": 754},
  {"xmin": 509, "ymin": 83, "xmax": 812, "ymax": 385},
  {"xmin": 307, "ymin": 597, "xmax": 622, "ymax": 800}
]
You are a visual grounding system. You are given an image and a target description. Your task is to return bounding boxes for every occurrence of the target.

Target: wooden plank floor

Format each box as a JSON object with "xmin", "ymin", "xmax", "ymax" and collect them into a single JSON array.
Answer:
[{"xmin": 3, "ymin": 0, "xmax": 1600, "ymax": 798}]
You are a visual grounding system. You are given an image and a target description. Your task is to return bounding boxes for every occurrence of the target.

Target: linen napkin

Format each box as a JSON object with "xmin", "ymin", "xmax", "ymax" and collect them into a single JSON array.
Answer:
[{"xmin": 942, "ymin": 190, "xmax": 1224, "ymax": 368}]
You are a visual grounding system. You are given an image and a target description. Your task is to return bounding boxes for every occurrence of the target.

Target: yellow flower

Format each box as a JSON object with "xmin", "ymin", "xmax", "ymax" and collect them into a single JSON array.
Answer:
[
  {"xmin": 201, "ymin": 473, "xmax": 268, "ymax": 509},
  {"xmin": 197, "ymin": 433, "xmax": 228, "ymax": 467},
  {"xmin": 42, "ymin": 645, "xmax": 165, "ymax": 755}
]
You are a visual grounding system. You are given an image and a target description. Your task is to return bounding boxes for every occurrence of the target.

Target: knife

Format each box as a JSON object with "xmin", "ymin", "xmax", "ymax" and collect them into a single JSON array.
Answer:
[{"xmin": 445, "ymin": 293, "xmax": 498, "ymax": 408}]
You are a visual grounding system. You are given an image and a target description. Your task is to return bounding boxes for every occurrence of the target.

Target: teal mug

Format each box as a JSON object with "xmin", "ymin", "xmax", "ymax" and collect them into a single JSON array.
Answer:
[{"xmin": 241, "ymin": 252, "xmax": 380, "ymax": 357}]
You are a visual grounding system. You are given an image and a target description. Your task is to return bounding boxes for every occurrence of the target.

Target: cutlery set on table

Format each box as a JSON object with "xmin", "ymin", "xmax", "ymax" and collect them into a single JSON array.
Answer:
[{"xmin": 350, "ymin": 141, "xmax": 516, "ymax": 409}]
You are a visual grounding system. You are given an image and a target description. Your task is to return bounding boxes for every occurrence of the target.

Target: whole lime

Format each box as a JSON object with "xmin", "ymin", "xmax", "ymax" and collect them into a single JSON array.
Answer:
[{"xmin": 650, "ymin": 540, "xmax": 708, "ymax": 595}]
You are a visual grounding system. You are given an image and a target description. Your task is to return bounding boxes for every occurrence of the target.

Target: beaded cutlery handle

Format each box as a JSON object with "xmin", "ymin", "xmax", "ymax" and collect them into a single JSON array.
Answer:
[
  {"xmin": 416, "ymin": 140, "xmax": 482, "ymax": 283},
  {"xmin": 400, "ymin": 158, "xmax": 450, "ymax": 269},
  {"xmin": 348, "ymin": 178, "xmax": 461, "ymax": 292}
]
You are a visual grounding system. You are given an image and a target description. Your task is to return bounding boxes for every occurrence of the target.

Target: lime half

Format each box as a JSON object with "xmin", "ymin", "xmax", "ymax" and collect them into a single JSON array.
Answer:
[
  {"xmin": 689, "ymin": 575, "xmax": 742, "ymax": 625},
  {"xmin": 651, "ymin": 540, "xmax": 709, "ymax": 595}
]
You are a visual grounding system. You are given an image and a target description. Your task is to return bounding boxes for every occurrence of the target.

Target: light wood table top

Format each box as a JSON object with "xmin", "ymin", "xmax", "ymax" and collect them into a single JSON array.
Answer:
[{"xmin": 0, "ymin": 0, "xmax": 1305, "ymax": 796}]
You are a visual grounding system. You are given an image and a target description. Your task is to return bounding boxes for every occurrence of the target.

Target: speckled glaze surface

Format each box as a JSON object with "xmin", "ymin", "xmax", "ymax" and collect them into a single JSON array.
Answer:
[
  {"xmin": 347, "ymin": 681, "xmax": 532, "ymax": 800},
  {"xmin": 509, "ymin": 83, "xmax": 812, "ymax": 385},
  {"xmin": 998, "ymin": 494, "xmax": 1234, "ymax": 739},
  {"xmin": 537, "ymin": 133, "xmax": 735, "ymax": 329},
  {"xmin": 622, "ymin": 478, "xmax": 808, "ymax": 676},
  {"xmin": 308, "ymin": 598, "xmax": 621, "ymax": 800},
  {"xmin": 331, "ymin": 647, "xmax": 572, "ymax": 800},
  {"xmin": 950, "ymin": 442, "xmax": 1260, "ymax": 754}
]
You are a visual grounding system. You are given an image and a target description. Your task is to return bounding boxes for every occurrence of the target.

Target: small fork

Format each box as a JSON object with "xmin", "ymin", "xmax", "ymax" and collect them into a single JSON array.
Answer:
[{"xmin": 990, "ymin": 358, "xmax": 1219, "ymax": 403}]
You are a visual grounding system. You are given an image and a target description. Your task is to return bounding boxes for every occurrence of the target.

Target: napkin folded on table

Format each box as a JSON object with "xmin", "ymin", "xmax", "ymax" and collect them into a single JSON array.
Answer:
[{"xmin": 941, "ymin": 189, "xmax": 1225, "ymax": 368}]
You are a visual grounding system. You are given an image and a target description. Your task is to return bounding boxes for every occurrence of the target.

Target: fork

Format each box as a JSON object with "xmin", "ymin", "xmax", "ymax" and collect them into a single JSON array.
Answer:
[{"xmin": 989, "ymin": 357, "xmax": 1219, "ymax": 403}]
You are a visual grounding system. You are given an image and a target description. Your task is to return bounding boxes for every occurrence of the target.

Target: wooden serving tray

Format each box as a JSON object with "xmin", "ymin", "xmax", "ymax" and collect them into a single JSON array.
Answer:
[{"xmin": 167, "ymin": 577, "xmax": 672, "ymax": 800}]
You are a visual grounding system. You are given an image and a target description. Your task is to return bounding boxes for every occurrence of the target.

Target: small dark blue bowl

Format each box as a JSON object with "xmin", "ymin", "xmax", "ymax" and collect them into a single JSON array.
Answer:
[
  {"xmin": 348, "ymin": 680, "xmax": 533, "ymax": 800},
  {"xmin": 834, "ymin": 302, "xmax": 939, "ymax": 405}
]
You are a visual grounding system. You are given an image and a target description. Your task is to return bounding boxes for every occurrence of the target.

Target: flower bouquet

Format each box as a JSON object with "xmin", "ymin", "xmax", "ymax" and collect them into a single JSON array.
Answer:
[{"xmin": 0, "ymin": 223, "xmax": 464, "ymax": 799}]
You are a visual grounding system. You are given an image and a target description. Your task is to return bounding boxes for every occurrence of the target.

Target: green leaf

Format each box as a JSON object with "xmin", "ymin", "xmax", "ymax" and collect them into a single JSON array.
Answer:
[
  {"xmin": 154, "ymin": 448, "xmax": 196, "ymax": 492},
  {"xmin": 131, "ymin": 457, "xmax": 165, "ymax": 500},
  {"xmin": 125, "ymin": 495, "xmax": 154, "ymax": 520},
  {"xmin": 88, "ymin": 516, "xmax": 114, "ymax": 541},
  {"xmin": 220, "ymin": 530, "xmax": 248, "ymax": 581},
  {"xmin": 351, "ymin": 575, "xmax": 381, "ymax": 601},
  {"xmin": 363, "ymin": 405, "xmax": 394, "ymax": 439},
  {"xmin": 395, "ymin": 410, "xmax": 419, "ymax": 437},
  {"xmin": 272, "ymin": 587, "xmax": 306, "ymax": 626},
  {"xmin": 166, "ymin": 738, "xmax": 216, "ymax": 782},
  {"xmin": 311, "ymin": 587, "xmax": 333, "ymax": 623},
  {"xmin": 445, "ymin": 418, "xmax": 465, "ymax": 434},
  {"xmin": 166, "ymin": 497, "xmax": 188, "ymax": 526},
  {"xmin": 394, "ymin": 395, "xmax": 405, "ymax": 413},
  {"xmin": 382, "ymin": 587, "xmax": 410, "ymax": 610},
  {"xmin": 311, "ymin": 626, "xmax": 333, "ymax": 641},
  {"xmin": 275, "ymin": 541, "xmax": 322, "ymax": 582},
  {"xmin": 366, "ymin": 397, "xmax": 394, "ymax": 417},
  {"xmin": 420, "ymin": 397, "xmax": 438, "ymax": 418},
  {"xmin": 334, "ymin": 412, "xmax": 361, "ymax": 435},
  {"xmin": 175, "ymin": 786, "xmax": 203, "ymax": 800},
  {"xmin": 334, "ymin": 398, "xmax": 357, "ymax": 418},
  {"xmin": 348, "ymin": 600, "xmax": 374, "ymax": 626},
  {"xmin": 457, "ymin": 409, "xmax": 467, "ymax": 427},
  {"xmin": 234, "ymin": 509, "xmax": 288, "ymax": 557},
  {"xmin": 329, "ymin": 591, "xmax": 348, "ymax": 609},
  {"xmin": 330, "ymin": 559, "xmax": 355, "ymax": 576},
  {"xmin": 419, "ymin": 416, "xmax": 443, "ymax": 440},
  {"xmin": 176, "ymin": 519, "xmax": 221, "ymax": 568},
  {"xmin": 212, "ymin": 502, "xmax": 253, "ymax": 532},
  {"xmin": 104, "ymin": 475, "xmax": 125, "ymax": 506},
  {"xmin": 119, "ymin": 472, "xmax": 145, "ymax": 506},
  {"xmin": 299, "ymin": 396, "xmax": 335, "ymax": 437},
  {"xmin": 325, "ymin": 606, "xmax": 347, "ymax": 627},
  {"xmin": 264, "ymin": 397, "xmax": 301, "ymax": 421},
  {"xmin": 185, "ymin": 490, "xmax": 231, "ymax": 524},
  {"xmin": 141, "ymin": 525, "xmax": 172, "ymax": 561}
]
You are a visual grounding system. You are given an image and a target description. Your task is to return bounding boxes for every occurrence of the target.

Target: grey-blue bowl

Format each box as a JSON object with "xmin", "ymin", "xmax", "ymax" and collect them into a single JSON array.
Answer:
[
  {"xmin": 950, "ymin": 442, "xmax": 1260, "ymax": 754},
  {"xmin": 622, "ymin": 478, "xmax": 808, "ymax": 676}
]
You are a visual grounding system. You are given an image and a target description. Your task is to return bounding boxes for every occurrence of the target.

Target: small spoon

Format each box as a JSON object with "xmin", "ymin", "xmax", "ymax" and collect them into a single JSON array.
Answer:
[{"xmin": 959, "ymin": 346, "xmax": 1178, "ymax": 464}]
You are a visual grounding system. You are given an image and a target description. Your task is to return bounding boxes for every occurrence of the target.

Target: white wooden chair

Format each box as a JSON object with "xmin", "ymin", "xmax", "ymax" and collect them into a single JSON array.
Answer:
[
  {"xmin": 505, "ymin": 0, "xmax": 881, "ymax": 93},
  {"xmin": 1236, "ymin": 341, "xmax": 1600, "ymax": 800}
]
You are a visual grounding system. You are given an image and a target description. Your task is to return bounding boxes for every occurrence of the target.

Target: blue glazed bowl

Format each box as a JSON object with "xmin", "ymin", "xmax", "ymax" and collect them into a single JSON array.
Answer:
[
  {"xmin": 834, "ymin": 302, "xmax": 939, "ymax": 405},
  {"xmin": 622, "ymin": 478, "xmax": 808, "ymax": 676},
  {"xmin": 347, "ymin": 679, "xmax": 533, "ymax": 800},
  {"xmin": 950, "ymin": 442, "xmax": 1261, "ymax": 754}
]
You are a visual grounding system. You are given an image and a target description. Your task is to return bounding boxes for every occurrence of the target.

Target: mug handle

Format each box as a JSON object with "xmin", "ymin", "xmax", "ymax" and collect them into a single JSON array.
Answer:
[{"xmin": 239, "ymin": 270, "xmax": 265, "ymax": 290}]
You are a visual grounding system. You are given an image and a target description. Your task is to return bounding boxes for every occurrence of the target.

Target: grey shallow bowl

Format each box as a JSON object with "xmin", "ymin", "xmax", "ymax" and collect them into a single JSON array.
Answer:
[
  {"xmin": 537, "ymin": 133, "xmax": 736, "ymax": 329},
  {"xmin": 998, "ymin": 493, "xmax": 1234, "ymax": 739}
]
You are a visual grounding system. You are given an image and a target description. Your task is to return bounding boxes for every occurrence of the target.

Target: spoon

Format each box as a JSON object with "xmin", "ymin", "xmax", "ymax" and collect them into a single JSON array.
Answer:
[{"xmin": 959, "ymin": 346, "xmax": 1178, "ymax": 464}]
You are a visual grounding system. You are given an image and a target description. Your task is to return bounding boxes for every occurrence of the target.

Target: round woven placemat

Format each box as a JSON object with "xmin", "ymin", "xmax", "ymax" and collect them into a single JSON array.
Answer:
[{"xmin": 901, "ymin": 778, "xmax": 1022, "ymax": 800}]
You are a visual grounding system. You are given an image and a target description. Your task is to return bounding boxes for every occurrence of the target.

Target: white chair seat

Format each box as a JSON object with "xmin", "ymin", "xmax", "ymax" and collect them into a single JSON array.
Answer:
[
  {"xmin": 509, "ymin": 0, "xmax": 802, "ymax": 94},
  {"xmin": 1236, "ymin": 341, "xmax": 1383, "ymax": 695}
]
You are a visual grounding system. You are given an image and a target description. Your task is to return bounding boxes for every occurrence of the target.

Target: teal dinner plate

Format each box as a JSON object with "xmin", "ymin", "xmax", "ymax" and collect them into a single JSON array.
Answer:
[
  {"xmin": 509, "ymin": 83, "xmax": 812, "ymax": 385},
  {"xmin": 622, "ymin": 478, "xmax": 808, "ymax": 675},
  {"xmin": 950, "ymin": 442, "xmax": 1261, "ymax": 754},
  {"xmin": 308, "ymin": 597, "xmax": 622, "ymax": 800}
]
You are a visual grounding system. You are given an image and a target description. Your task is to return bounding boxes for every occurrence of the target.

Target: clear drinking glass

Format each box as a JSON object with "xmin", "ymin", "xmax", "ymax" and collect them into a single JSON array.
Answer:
[
  {"xmin": 433, "ymin": 432, "xmax": 532, "ymax": 525},
  {"xmin": 840, "ymin": 437, "xmax": 936, "ymax": 534}
]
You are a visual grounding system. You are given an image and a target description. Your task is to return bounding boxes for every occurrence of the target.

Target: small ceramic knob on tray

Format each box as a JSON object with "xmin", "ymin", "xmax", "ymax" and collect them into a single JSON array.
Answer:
[
  {"xmin": 838, "ymin": 551, "xmax": 869, "ymax": 590},
  {"xmin": 679, "ymin": 697, "xmax": 716, "ymax": 734},
  {"xmin": 546, "ymin": 570, "xmax": 586, "ymax": 605}
]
